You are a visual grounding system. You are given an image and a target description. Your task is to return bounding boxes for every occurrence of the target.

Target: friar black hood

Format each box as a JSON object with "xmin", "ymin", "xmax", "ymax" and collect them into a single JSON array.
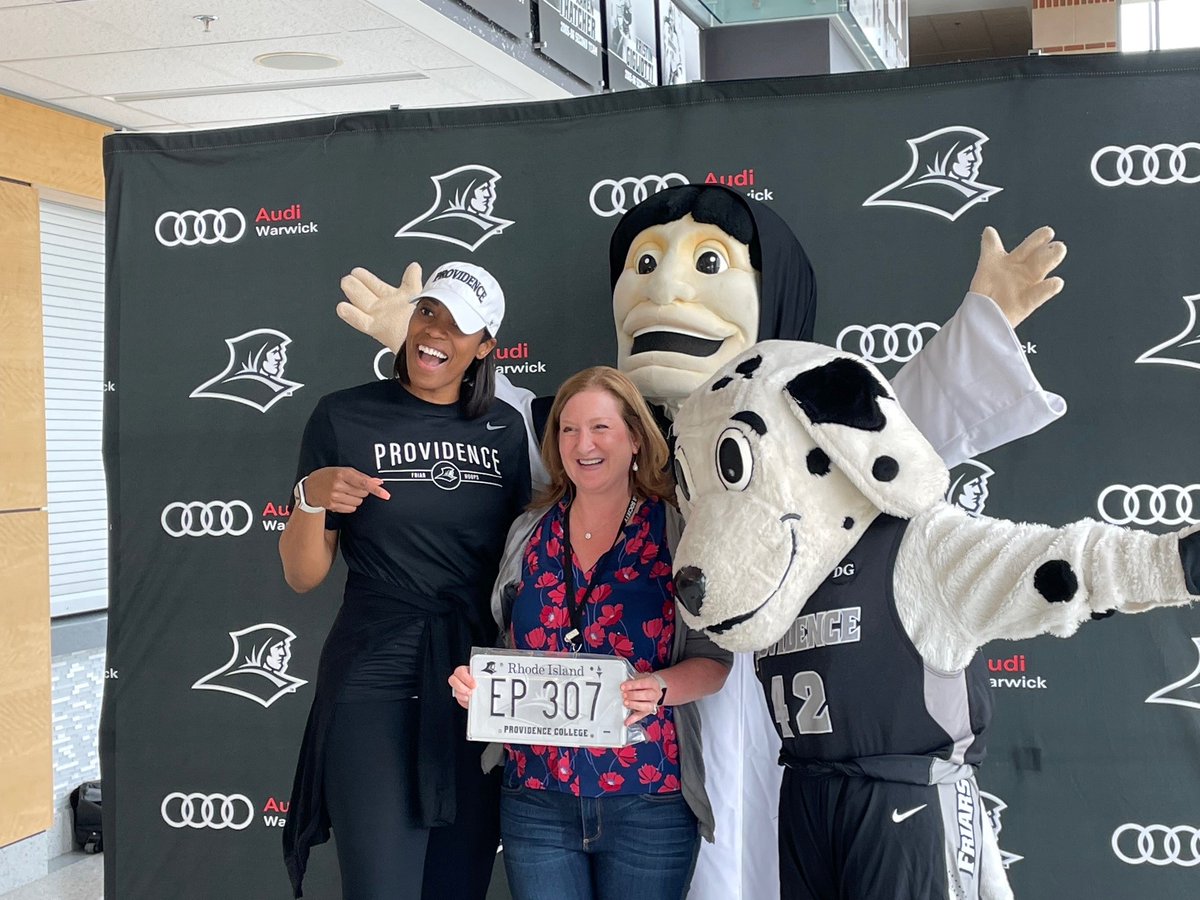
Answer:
[{"xmin": 608, "ymin": 183, "xmax": 817, "ymax": 343}]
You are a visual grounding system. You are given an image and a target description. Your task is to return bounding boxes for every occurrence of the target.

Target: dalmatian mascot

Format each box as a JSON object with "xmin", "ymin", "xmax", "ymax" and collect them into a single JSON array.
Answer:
[
  {"xmin": 334, "ymin": 183, "xmax": 1068, "ymax": 899},
  {"xmin": 669, "ymin": 340, "xmax": 1200, "ymax": 900}
]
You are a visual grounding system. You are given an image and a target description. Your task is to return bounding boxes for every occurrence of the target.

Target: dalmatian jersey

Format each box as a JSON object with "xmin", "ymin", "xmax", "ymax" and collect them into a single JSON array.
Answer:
[{"xmin": 753, "ymin": 514, "xmax": 993, "ymax": 782}]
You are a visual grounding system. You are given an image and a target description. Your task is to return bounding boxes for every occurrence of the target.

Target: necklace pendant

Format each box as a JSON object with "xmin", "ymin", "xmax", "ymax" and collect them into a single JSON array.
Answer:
[{"xmin": 584, "ymin": 531, "xmax": 592, "ymax": 540}]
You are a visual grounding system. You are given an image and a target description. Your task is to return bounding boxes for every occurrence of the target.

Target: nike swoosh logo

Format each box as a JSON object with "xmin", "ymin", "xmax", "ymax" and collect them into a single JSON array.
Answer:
[
  {"xmin": 486, "ymin": 422, "xmax": 506, "ymax": 431},
  {"xmin": 891, "ymin": 804, "xmax": 927, "ymax": 823}
]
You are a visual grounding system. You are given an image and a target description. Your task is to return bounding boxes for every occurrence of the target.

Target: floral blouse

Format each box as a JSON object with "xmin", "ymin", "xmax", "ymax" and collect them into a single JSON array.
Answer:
[{"xmin": 502, "ymin": 494, "xmax": 683, "ymax": 797}]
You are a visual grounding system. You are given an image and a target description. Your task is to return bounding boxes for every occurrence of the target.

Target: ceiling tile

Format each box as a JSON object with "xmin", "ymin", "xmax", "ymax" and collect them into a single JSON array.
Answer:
[
  {"xmin": 930, "ymin": 11, "xmax": 991, "ymax": 50},
  {"xmin": 120, "ymin": 90, "xmax": 323, "ymax": 123},
  {"xmin": 145, "ymin": 113, "xmax": 327, "ymax": 133},
  {"xmin": 9, "ymin": 46, "xmax": 259, "ymax": 95},
  {"xmin": 348, "ymin": 24, "xmax": 470, "ymax": 69},
  {"xmin": 0, "ymin": 3, "xmax": 136, "ymax": 60},
  {"xmin": 65, "ymin": 0, "xmax": 401, "ymax": 52},
  {"xmin": 298, "ymin": 0, "xmax": 407, "ymax": 33},
  {"xmin": 432, "ymin": 65, "xmax": 528, "ymax": 103},
  {"xmin": 275, "ymin": 77, "xmax": 476, "ymax": 113},
  {"xmin": 908, "ymin": 16, "xmax": 941, "ymax": 51},
  {"xmin": 0, "ymin": 62, "xmax": 78, "ymax": 99},
  {"xmin": 151, "ymin": 29, "xmax": 429, "ymax": 85},
  {"xmin": 51, "ymin": 94, "xmax": 175, "ymax": 128}
]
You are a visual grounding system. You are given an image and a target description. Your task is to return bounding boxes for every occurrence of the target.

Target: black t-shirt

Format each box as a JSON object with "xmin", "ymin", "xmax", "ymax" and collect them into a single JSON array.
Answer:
[
  {"xmin": 295, "ymin": 379, "xmax": 531, "ymax": 698},
  {"xmin": 296, "ymin": 379, "xmax": 530, "ymax": 598}
]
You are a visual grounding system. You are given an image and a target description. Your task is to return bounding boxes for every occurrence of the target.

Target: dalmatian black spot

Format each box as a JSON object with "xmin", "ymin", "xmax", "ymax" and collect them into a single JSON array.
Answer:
[
  {"xmin": 1178, "ymin": 529, "xmax": 1200, "ymax": 594},
  {"xmin": 872, "ymin": 455, "xmax": 899, "ymax": 482},
  {"xmin": 806, "ymin": 448, "xmax": 831, "ymax": 476},
  {"xmin": 735, "ymin": 355, "xmax": 762, "ymax": 378},
  {"xmin": 712, "ymin": 376, "xmax": 733, "ymax": 392},
  {"xmin": 785, "ymin": 358, "xmax": 889, "ymax": 431},
  {"xmin": 1034, "ymin": 560, "xmax": 1079, "ymax": 603},
  {"xmin": 842, "ymin": 517, "xmax": 854, "ymax": 530}
]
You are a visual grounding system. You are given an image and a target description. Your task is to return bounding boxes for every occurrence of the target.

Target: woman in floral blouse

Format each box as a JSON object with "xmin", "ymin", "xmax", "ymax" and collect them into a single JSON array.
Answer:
[{"xmin": 450, "ymin": 366, "xmax": 731, "ymax": 900}]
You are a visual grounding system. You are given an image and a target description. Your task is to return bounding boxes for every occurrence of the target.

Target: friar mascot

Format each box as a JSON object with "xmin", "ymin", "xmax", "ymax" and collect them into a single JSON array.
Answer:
[{"xmin": 336, "ymin": 183, "xmax": 1068, "ymax": 899}]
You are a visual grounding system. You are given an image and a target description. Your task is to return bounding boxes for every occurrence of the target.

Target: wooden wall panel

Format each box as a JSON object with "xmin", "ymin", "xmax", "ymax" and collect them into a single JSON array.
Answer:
[
  {"xmin": 0, "ymin": 180, "xmax": 47, "ymax": 511},
  {"xmin": 0, "ymin": 510, "xmax": 52, "ymax": 847},
  {"xmin": 0, "ymin": 94, "xmax": 107, "ymax": 200},
  {"xmin": 0, "ymin": 94, "xmax": 103, "ymax": 850}
]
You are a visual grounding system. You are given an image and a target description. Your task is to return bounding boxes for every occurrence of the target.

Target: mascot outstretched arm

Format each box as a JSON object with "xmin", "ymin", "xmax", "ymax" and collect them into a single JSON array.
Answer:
[{"xmin": 669, "ymin": 341, "xmax": 1200, "ymax": 900}]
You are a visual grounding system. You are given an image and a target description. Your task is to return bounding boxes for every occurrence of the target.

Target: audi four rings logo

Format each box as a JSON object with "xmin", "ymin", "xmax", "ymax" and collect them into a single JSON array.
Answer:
[
  {"xmin": 161, "ymin": 792, "xmax": 254, "ymax": 830},
  {"xmin": 589, "ymin": 173, "xmax": 688, "ymax": 217},
  {"xmin": 161, "ymin": 501, "xmax": 254, "ymax": 537},
  {"xmin": 1090, "ymin": 143, "xmax": 1200, "ymax": 187},
  {"xmin": 1096, "ymin": 484, "xmax": 1200, "ymax": 526},
  {"xmin": 836, "ymin": 323, "xmax": 941, "ymax": 364},
  {"xmin": 155, "ymin": 208, "xmax": 247, "ymax": 246},
  {"xmin": 1112, "ymin": 823, "xmax": 1200, "ymax": 867}
]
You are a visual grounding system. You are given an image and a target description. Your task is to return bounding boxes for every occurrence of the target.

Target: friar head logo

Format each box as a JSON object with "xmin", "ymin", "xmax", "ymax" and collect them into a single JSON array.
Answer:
[
  {"xmin": 980, "ymin": 792, "xmax": 1024, "ymax": 869},
  {"xmin": 1146, "ymin": 636, "xmax": 1200, "ymax": 712},
  {"xmin": 192, "ymin": 623, "xmax": 308, "ymax": 708},
  {"xmin": 863, "ymin": 126, "xmax": 1002, "ymax": 221},
  {"xmin": 946, "ymin": 459, "xmax": 995, "ymax": 517},
  {"xmin": 394, "ymin": 165, "xmax": 515, "ymax": 251},
  {"xmin": 190, "ymin": 328, "xmax": 303, "ymax": 413},
  {"xmin": 1137, "ymin": 294, "xmax": 1200, "ymax": 372}
]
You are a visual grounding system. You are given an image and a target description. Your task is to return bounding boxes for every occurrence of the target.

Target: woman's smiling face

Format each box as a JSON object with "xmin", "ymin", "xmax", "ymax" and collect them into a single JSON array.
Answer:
[
  {"xmin": 557, "ymin": 388, "xmax": 639, "ymax": 497},
  {"xmin": 403, "ymin": 297, "xmax": 495, "ymax": 404}
]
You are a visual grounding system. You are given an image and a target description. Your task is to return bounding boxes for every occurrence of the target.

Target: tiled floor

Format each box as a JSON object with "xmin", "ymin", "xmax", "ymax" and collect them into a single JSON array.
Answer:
[
  {"xmin": 0, "ymin": 851, "xmax": 516, "ymax": 899},
  {"xmin": 0, "ymin": 854, "xmax": 102, "ymax": 900}
]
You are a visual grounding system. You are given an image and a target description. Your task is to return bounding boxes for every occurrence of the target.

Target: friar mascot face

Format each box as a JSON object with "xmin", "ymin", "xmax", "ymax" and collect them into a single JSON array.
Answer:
[
  {"xmin": 612, "ymin": 213, "xmax": 760, "ymax": 404},
  {"xmin": 668, "ymin": 341, "xmax": 948, "ymax": 652},
  {"xmin": 608, "ymin": 185, "xmax": 816, "ymax": 413}
]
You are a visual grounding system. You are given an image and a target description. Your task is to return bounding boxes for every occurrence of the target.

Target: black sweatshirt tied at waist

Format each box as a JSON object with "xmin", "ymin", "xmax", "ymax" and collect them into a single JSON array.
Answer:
[{"xmin": 283, "ymin": 573, "xmax": 493, "ymax": 898}]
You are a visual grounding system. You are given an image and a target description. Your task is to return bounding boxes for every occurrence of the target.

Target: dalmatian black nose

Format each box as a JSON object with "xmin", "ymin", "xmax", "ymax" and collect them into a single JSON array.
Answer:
[{"xmin": 674, "ymin": 566, "xmax": 707, "ymax": 617}]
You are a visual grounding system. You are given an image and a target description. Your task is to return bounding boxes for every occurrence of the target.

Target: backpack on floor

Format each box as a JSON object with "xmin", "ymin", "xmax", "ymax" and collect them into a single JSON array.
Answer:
[{"xmin": 70, "ymin": 780, "xmax": 103, "ymax": 853}]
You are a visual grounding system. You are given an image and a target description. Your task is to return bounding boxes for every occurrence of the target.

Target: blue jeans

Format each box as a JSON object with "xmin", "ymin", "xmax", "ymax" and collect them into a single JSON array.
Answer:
[{"xmin": 500, "ymin": 784, "xmax": 700, "ymax": 900}]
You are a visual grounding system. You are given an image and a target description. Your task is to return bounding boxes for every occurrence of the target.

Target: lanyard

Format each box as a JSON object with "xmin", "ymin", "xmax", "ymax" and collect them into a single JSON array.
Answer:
[{"xmin": 561, "ymin": 495, "xmax": 638, "ymax": 649}]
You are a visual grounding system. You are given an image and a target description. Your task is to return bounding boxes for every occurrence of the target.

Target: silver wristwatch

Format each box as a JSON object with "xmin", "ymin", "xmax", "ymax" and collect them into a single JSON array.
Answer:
[{"xmin": 293, "ymin": 476, "xmax": 325, "ymax": 514}]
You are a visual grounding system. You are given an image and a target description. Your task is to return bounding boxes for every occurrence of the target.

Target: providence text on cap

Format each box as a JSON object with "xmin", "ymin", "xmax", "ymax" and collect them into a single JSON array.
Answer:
[{"xmin": 413, "ymin": 262, "xmax": 505, "ymax": 337}]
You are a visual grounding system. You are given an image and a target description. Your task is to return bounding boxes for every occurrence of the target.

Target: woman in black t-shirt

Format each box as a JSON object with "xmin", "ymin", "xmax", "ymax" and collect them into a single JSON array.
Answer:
[{"xmin": 280, "ymin": 262, "xmax": 531, "ymax": 900}]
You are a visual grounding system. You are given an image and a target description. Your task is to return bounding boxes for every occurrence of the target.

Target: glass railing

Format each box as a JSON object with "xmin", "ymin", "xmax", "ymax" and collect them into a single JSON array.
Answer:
[
  {"xmin": 681, "ymin": 0, "xmax": 908, "ymax": 69},
  {"xmin": 691, "ymin": 0, "xmax": 843, "ymax": 22}
]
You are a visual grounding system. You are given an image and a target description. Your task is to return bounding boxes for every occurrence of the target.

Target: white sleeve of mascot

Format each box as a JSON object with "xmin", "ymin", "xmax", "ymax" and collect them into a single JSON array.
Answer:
[
  {"xmin": 689, "ymin": 654, "xmax": 783, "ymax": 900},
  {"xmin": 890, "ymin": 293, "xmax": 1066, "ymax": 469},
  {"xmin": 493, "ymin": 372, "xmax": 550, "ymax": 492},
  {"xmin": 894, "ymin": 503, "xmax": 1200, "ymax": 672}
]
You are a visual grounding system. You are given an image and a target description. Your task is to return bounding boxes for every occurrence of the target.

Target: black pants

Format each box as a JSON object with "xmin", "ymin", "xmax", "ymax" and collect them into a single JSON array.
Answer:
[
  {"xmin": 778, "ymin": 769, "xmax": 994, "ymax": 900},
  {"xmin": 324, "ymin": 699, "xmax": 500, "ymax": 900}
]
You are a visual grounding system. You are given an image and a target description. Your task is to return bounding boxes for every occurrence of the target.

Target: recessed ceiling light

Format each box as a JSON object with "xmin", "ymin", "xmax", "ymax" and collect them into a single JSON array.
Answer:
[{"xmin": 254, "ymin": 52, "xmax": 343, "ymax": 71}]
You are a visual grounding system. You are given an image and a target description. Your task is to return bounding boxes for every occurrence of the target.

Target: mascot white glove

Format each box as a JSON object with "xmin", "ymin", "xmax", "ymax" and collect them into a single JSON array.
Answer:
[
  {"xmin": 969, "ymin": 226, "xmax": 1067, "ymax": 328},
  {"xmin": 336, "ymin": 262, "xmax": 423, "ymax": 353}
]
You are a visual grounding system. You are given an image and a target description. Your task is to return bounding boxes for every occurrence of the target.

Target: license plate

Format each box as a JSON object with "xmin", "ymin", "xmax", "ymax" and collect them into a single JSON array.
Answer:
[{"xmin": 466, "ymin": 648, "xmax": 635, "ymax": 748}]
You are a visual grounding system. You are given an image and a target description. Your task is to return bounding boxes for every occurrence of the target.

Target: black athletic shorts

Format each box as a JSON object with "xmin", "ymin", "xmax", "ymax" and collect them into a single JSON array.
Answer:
[{"xmin": 778, "ymin": 769, "xmax": 1000, "ymax": 900}]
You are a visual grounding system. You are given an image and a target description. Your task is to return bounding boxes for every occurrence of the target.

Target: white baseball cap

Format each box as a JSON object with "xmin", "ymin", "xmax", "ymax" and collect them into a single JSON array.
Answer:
[{"xmin": 412, "ymin": 262, "xmax": 505, "ymax": 337}]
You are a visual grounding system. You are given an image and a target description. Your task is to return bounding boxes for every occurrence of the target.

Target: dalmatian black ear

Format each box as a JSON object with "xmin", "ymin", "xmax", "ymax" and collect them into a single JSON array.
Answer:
[{"xmin": 784, "ymin": 356, "xmax": 949, "ymax": 518}]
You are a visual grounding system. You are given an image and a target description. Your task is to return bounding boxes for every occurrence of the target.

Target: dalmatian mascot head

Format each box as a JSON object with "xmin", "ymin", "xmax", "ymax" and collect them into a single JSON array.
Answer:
[
  {"xmin": 672, "ymin": 340, "xmax": 1200, "ymax": 658},
  {"xmin": 670, "ymin": 340, "xmax": 947, "ymax": 651}
]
